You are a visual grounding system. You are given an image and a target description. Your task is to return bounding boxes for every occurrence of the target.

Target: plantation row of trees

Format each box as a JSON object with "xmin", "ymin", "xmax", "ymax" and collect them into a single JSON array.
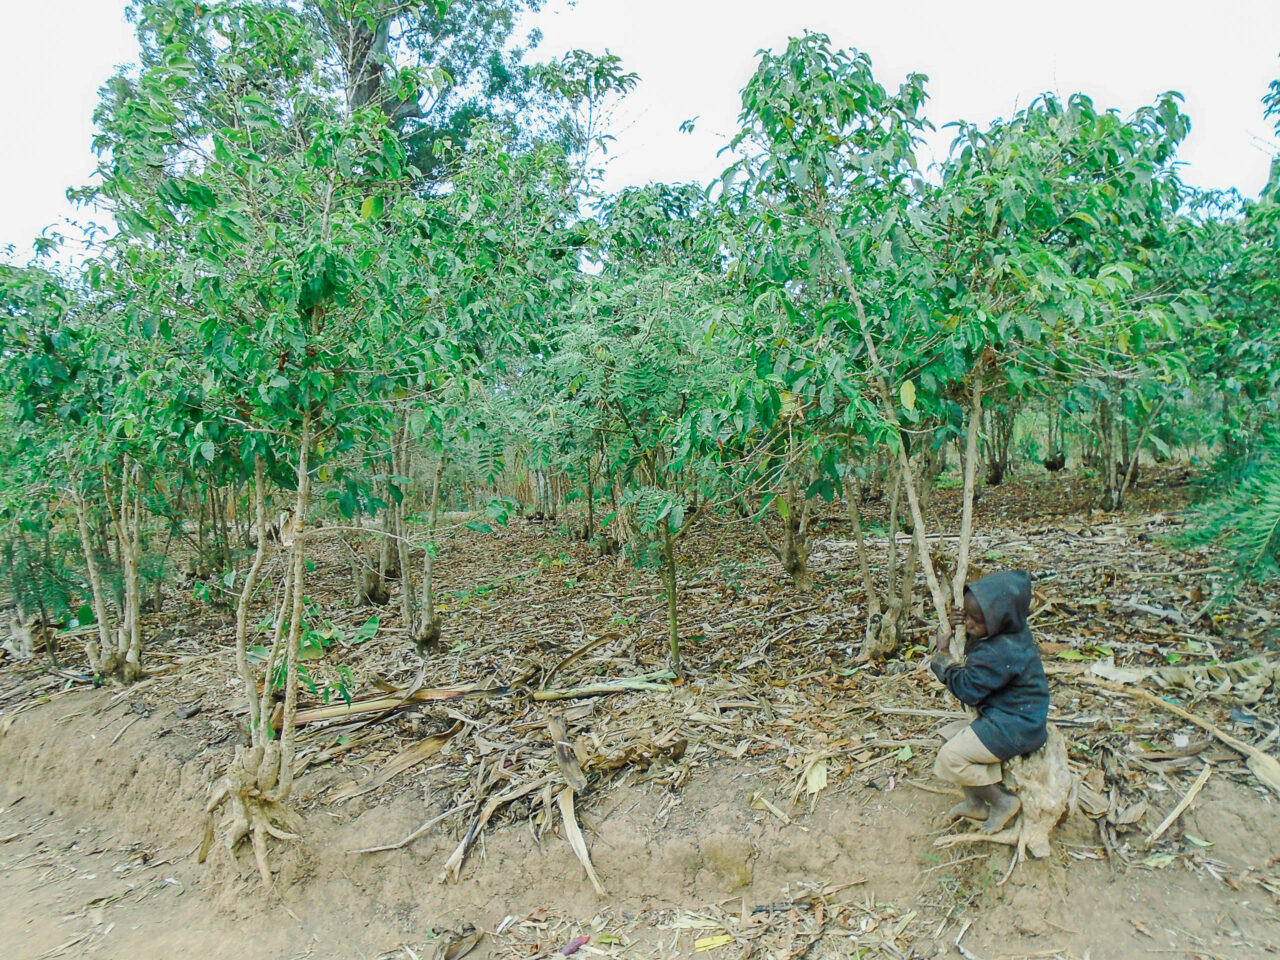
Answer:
[{"xmin": 2, "ymin": 0, "xmax": 1278, "ymax": 868}]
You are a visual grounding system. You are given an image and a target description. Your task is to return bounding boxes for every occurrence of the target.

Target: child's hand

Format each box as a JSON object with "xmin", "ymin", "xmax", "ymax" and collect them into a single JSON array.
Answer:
[
  {"xmin": 947, "ymin": 606, "xmax": 965, "ymax": 629},
  {"xmin": 933, "ymin": 624, "xmax": 951, "ymax": 652}
]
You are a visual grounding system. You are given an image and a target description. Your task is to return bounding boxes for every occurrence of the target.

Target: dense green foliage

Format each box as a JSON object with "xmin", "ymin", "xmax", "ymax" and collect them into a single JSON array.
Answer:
[{"xmin": 2, "ymin": 6, "xmax": 1278, "ymax": 685}]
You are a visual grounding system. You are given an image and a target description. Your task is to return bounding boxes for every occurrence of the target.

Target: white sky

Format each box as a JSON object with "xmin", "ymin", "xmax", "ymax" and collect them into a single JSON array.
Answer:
[{"xmin": 3, "ymin": 0, "xmax": 1278, "ymax": 258}]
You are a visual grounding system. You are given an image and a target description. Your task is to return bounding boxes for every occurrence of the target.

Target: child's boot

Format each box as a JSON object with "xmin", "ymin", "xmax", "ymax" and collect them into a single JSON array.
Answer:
[
  {"xmin": 947, "ymin": 786, "xmax": 989, "ymax": 822},
  {"xmin": 974, "ymin": 783, "xmax": 1021, "ymax": 833}
]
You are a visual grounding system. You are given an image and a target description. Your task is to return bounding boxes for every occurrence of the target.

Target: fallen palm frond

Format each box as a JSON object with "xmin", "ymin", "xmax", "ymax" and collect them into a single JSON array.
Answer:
[
  {"xmin": 1083, "ymin": 677, "xmax": 1280, "ymax": 797},
  {"xmin": 532, "ymin": 671, "xmax": 675, "ymax": 702},
  {"xmin": 293, "ymin": 685, "xmax": 512, "ymax": 726},
  {"xmin": 327, "ymin": 721, "xmax": 463, "ymax": 803},
  {"xmin": 547, "ymin": 714, "xmax": 588, "ymax": 793},
  {"xmin": 437, "ymin": 775, "xmax": 555, "ymax": 884},
  {"xmin": 557, "ymin": 786, "xmax": 605, "ymax": 895},
  {"xmin": 1145, "ymin": 761, "xmax": 1213, "ymax": 848}
]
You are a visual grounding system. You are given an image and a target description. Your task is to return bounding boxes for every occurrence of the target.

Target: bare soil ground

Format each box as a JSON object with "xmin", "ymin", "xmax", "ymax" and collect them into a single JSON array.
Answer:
[{"xmin": 2, "ymin": 469, "xmax": 1278, "ymax": 960}]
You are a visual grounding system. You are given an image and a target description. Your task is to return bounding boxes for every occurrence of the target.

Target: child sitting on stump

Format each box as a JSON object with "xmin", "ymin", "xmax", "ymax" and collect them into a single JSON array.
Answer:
[{"xmin": 930, "ymin": 570, "xmax": 1048, "ymax": 834}]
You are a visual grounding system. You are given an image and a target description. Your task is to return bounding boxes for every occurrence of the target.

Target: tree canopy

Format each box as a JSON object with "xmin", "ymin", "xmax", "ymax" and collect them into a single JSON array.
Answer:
[{"xmin": 2, "ymin": 2, "xmax": 1278, "ymax": 879}]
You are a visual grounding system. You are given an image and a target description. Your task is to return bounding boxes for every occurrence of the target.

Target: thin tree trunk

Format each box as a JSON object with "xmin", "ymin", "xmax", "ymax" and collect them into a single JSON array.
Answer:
[
  {"xmin": 379, "ymin": 485, "xmax": 399, "ymax": 582},
  {"xmin": 235, "ymin": 460, "xmax": 269, "ymax": 740},
  {"xmin": 885, "ymin": 461, "xmax": 903, "ymax": 599},
  {"xmin": 197, "ymin": 485, "xmax": 206, "ymax": 569},
  {"xmin": 395, "ymin": 416, "xmax": 414, "ymax": 632},
  {"xmin": 256, "ymin": 563, "xmax": 292, "ymax": 745},
  {"xmin": 268, "ymin": 407, "xmax": 311, "ymax": 803},
  {"xmin": 96, "ymin": 516, "xmax": 111, "ymax": 566},
  {"xmin": 1103, "ymin": 398, "xmax": 1121, "ymax": 511},
  {"xmin": 124, "ymin": 463, "xmax": 143, "ymax": 679},
  {"xmin": 105, "ymin": 461, "xmax": 144, "ymax": 683},
  {"xmin": 827, "ymin": 227, "xmax": 949, "ymax": 625},
  {"xmin": 951, "ymin": 370, "xmax": 984, "ymax": 657},
  {"xmin": 899, "ymin": 450, "xmax": 938, "ymax": 617},
  {"xmin": 843, "ymin": 467, "xmax": 879, "ymax": 620},
  {"xmin": 415, "ymin": 457, "xmax": 445, "ymax": 652},
  {"xmin": 662, "ymin": 517, "xmax": 680, "ymax": 672},
  {"xmin": 585, "ymin": 459, "xmax": 595, "ymax": 542},
  {"xmin": 210, "ymin": 485, "xmax": 223, "ymax": 571},
  {"xmin": 219, "ymin": 484, "xmax": 233, "ymax": 572},
  {"xmin": 779, "ymin": 465, "xmax": 813, "ymax": 590},
  {"xmin": 74, "ymin": 493, "xmax": 113, "ymax": 677},
  {"xmin": 1119, "ymin": 398, "xmax": 1165, "ymax": 506}
]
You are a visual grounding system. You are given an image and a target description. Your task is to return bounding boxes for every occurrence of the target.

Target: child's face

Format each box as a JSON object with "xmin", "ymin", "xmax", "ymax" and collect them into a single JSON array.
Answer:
[{"xmin": 962, "ymin": 591, "xmax": 987, "ymax": 638}]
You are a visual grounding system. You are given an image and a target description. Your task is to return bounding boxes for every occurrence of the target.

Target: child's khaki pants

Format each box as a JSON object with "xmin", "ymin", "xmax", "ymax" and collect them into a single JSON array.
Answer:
[{"xmin": 934, "ymin": 719, "xmax": 1003, "ymax": 787}]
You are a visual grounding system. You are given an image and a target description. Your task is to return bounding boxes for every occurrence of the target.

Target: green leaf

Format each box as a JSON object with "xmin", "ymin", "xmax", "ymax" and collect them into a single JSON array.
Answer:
[
  {"xmin": 353, "ymin": 616, "xmax": 379, "ymax": 642},
  {"xmin": 360, "ymin": 195, "xmax": 385, "ymax": 220},
  {"xmin": 337, "ymin": 490, "xmax": 357, "ymax": 519}
]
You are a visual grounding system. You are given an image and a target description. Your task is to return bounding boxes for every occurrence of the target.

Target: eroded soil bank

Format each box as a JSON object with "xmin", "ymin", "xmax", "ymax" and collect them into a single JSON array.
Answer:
[
  {"xmin": 2, "ymin": 687, "xmax": 1278, "ymax": 960},
  {"xmin": 3, "ymin": 475, "xmax": 1279, "ymax": 959}
]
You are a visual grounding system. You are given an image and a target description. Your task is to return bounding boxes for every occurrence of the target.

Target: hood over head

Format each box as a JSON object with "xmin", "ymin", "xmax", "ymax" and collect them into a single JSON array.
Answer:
[{"xmin": 966, "ymin": 570, "xmax": 1032, "ymax": 637}]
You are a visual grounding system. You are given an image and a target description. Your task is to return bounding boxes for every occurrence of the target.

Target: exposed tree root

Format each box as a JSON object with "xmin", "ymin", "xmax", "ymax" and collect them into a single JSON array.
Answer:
[
  {"xmin": 413, "ymin": 615, "xmax": 442, "ymax": 655},
  {"xmin": 862, "ymin": 602, "xmax": 903, "ymax": 661},
  {"xmin": 88, "ymin": 648, "xmax": 145, "ymax": 686},
  {"xmin": 200, "ymin": 743, "xmax": 301, "ymax": 889}
]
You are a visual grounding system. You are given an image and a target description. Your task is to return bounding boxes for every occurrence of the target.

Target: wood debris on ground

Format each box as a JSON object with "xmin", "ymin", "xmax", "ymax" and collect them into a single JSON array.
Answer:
[{"xmin": 1, "ymin": 468, "xmax": 1277, "ymax": 957}]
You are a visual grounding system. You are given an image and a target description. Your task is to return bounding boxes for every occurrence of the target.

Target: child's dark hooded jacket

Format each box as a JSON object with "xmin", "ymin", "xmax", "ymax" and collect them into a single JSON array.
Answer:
[{"xmin": 931, "ymin": 570, "xmax": 1049, "ymax": 760}]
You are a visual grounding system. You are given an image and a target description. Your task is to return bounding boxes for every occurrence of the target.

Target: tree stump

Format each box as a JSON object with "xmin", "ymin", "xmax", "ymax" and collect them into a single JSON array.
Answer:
[
  {"xmin": 1003, "ymin": 722, "xmax": 1072, "ymax": 858},
  {"xmin": 935, "ymin": 723, "xmax": 1073, "ymax": 863}
]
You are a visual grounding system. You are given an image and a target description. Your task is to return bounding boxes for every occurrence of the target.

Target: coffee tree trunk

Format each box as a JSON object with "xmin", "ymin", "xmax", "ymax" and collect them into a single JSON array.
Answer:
[
  {"xmin": 897, "ymin": 447, "xmax": 939, "ymax": 623},
  {"xmin": 73, "ymin": 492, "xmax": 115, "ymax": 679},
  {"xmin": 272, "ymin": 409, "xmax": 312, "ymax": 802},
  {"xmin": 843, "ymin": 466, "xmax": 879, "ymax": 621},
  {"xmin": 776, "ymin": 475, "xmax": 813, "ymax": 590},
  {"xmin": 662, "ymin": 517, "xmax": 680, "ymax": 672},
  {"xmin": 951, "ymin": 369, "xmax": 985, "ymax": 657},
  {"xmin": 761, "ymin": 431, "xmax": 814, "ymax": 590},
  {"xmin": 827, "ymin": 228, "xmax": 950, "ymax": 627},
  {"xmin": 392, "ymin": 415, "xmax": 414, "ymax": 632},
  {"xmin": 1118, "ymin": 399, "xmax": 1164, "ymax": 506},
  {"xmin": 203, "ymin": 416, "xmax": 310, "ymax": 888},
  {"xmin": 414, "ymin": 457, "xmax": 445, "ymax": 653},
  {"xmin": 103, "ymin": 460, "xmax": 145, "ymax": 683},
  {"xmin": 1099, "ymin": 397, "xmax": 1122, "ymax": 511},
  {"xmin": 983, "ymin": 403, "xmax": 1014, "ymax": 485}
]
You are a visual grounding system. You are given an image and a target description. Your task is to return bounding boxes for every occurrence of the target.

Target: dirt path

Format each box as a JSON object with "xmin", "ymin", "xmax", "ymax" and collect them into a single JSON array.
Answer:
[
  {"xmin": 0, "ymin": 802, "xmax": 291, "ymax": 960},
  {"xmin": 3, "ymin": 690, "xmax": 1278, "ymax": 960}
]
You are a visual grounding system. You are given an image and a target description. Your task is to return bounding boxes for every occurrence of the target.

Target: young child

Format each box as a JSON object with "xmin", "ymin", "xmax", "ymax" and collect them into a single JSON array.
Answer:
[{"xmin": 929, "ymin": 570, "xmax": 1049, "ymax": 834}]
